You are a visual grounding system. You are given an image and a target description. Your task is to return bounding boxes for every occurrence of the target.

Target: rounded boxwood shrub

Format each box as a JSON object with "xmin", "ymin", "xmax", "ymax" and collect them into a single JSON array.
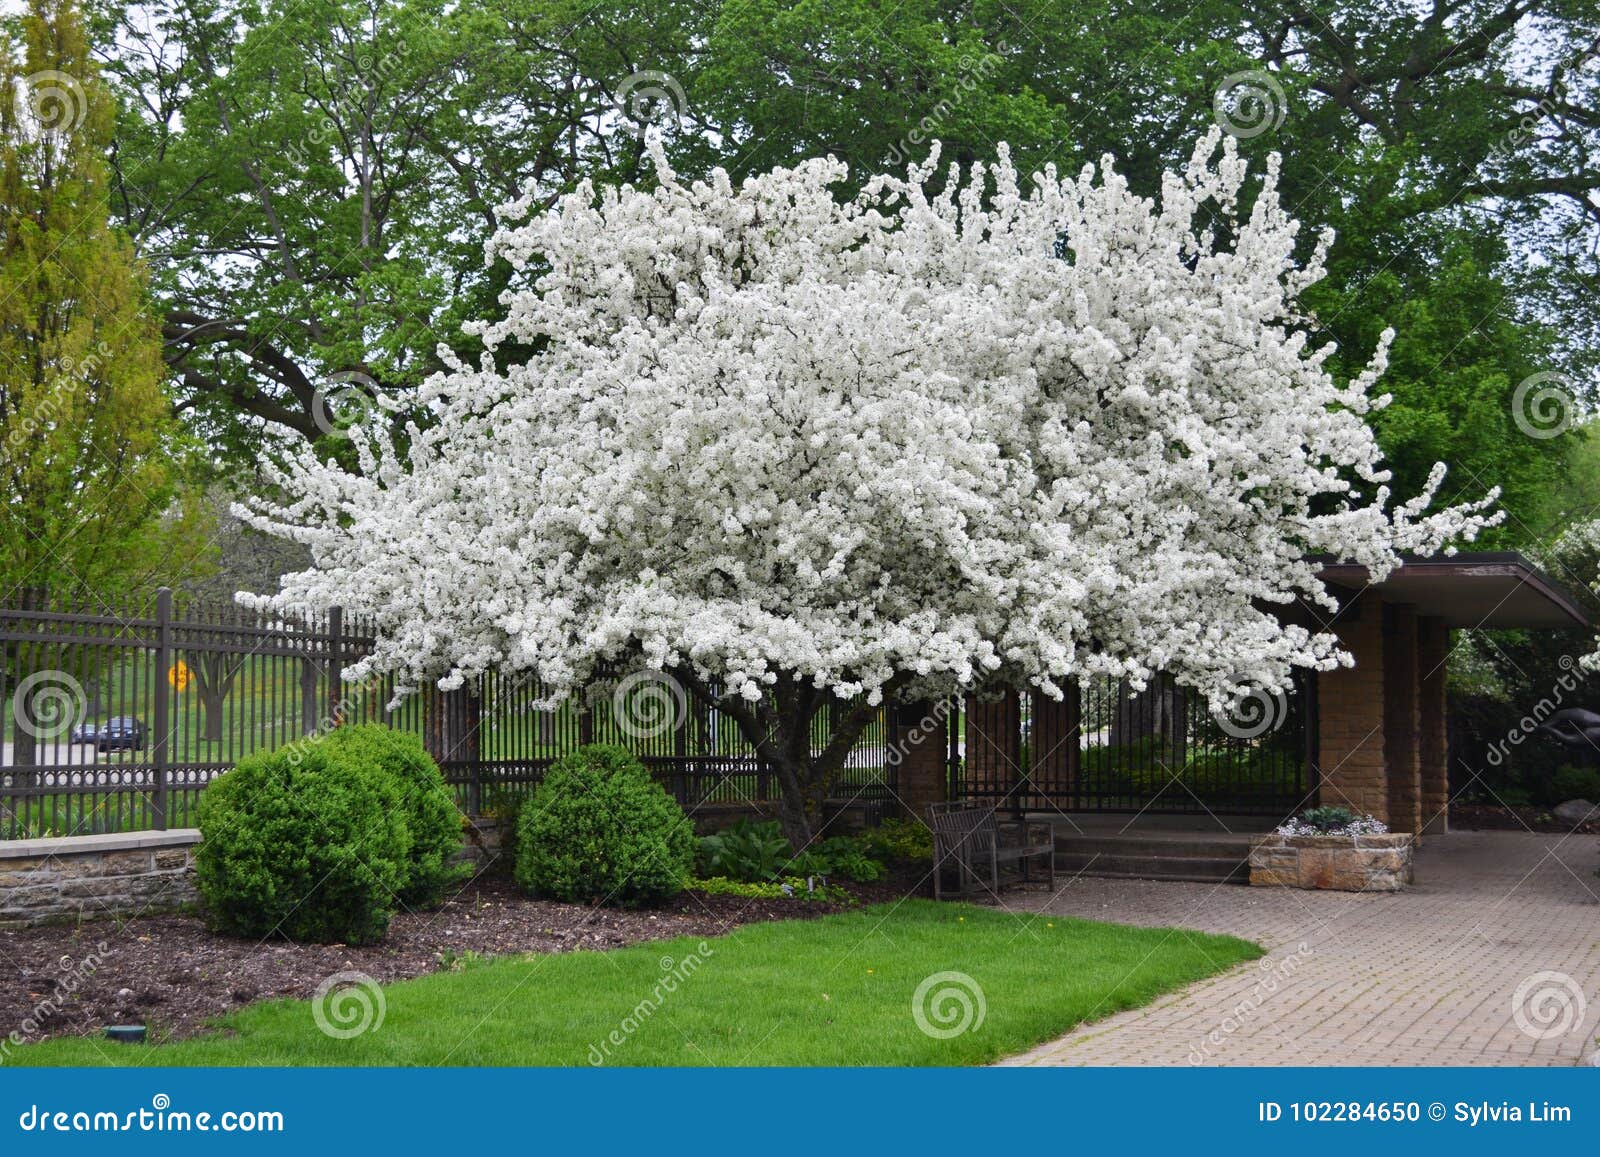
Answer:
[
  {"xmin": 195, "ymin": 746, "xmax": 410, "ymax": 945},
  {"xmin": 319, "ymin": 724, "xmax": 466, "ymax": 908},
  {"xmin": 514, "ymin": 745, "xmax": 694, "ymax": 907}
]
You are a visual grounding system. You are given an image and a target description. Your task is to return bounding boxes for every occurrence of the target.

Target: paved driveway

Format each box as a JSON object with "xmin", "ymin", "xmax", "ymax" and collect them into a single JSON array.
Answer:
[{"xmin": 998, "ymin": 830, "xmax": 1600, "ymax": 1066}]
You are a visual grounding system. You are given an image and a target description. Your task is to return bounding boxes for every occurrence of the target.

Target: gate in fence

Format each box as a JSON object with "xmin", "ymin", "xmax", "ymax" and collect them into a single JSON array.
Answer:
[{"xmin": 0, "ymin": 588, "xmax": 897, "ymax": 839}]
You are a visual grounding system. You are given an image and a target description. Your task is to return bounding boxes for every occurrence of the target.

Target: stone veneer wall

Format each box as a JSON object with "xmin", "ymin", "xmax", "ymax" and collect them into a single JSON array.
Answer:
[
  {"xmin": 1249, "ymin": 832, "xmax": 1414, "ymax": 891},
  {"xmin": 1315, "ymin": 592, "xmax": 1391, "ymax": 823},
  {"xmin": 0, "ymin": 830, "xmax": 200, "ymax": 929}
]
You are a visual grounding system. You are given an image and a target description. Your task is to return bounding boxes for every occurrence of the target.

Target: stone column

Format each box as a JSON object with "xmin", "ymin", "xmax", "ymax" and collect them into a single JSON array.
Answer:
[
  {"xmin": 1382, "ymin": 604, "xmax": 1422, "ymax": 835},
  {"xmin": 1315, "ymin": 591, "xmax": 1391, "ymax": 823},
  {"xmin": 1417, "ymin": 615, "xmax": 1451, "ymax": 835},
  {"xmin": 894, "ymin": 699, "xmax": 949, "ymax": 823}
]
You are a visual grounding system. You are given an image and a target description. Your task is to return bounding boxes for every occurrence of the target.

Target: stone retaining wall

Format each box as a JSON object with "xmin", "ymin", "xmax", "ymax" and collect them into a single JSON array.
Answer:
[
  {"xmin": 0, "ymin": 830, "xmax": 201, "ymax": 928},
  {"xmin": 2, "ymin": 799, "xmax": 886, "ymax": 928},
  {"xmin": 1248, "ymin": 832, "xmax": 1413, "ymax": 891}
]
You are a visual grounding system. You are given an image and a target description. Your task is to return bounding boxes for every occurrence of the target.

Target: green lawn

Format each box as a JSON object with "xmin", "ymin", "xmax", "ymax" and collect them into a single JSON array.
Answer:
[{"xmin": 12, "ymin": 901, "xmax": 1260, "ymax": 1067}]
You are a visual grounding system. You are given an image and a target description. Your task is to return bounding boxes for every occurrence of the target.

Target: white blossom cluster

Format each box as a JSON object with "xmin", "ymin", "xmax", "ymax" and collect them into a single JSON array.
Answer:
[{"xmin": 238, "ymin": 131, "xmax": 1497, "ymax": 712}]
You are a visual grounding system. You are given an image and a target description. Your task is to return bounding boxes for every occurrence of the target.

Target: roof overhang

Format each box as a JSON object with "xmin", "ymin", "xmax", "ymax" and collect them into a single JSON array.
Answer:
[{"xmin": 1314, "ymin": 552, "xmax": 1593, "ymax": 630}]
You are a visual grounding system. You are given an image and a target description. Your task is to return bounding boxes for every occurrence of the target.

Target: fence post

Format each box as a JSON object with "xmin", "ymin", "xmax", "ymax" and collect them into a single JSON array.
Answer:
[
  {"xmin": 326, "ymin": 606, "xmax": 344, "ymax": 727},
  {"xmin": 152, "ymin": 587, "xmax": 171, "ymax": 830}
]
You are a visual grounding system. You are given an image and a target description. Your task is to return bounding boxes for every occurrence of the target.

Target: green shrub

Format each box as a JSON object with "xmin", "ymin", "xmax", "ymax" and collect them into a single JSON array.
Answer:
[
  {"xmin": 195, "ymin": 747, "xmax": 410, "ymax": 944},
  {"xmin": 699, "ymin": 820, "xmax": 887, "ymax": 883},
  {"xmin": 790, "ymin": 836, "xmax": 885, "ymax": 882},
  {"xmin": 319, "ymin": 725, "xmax": 467, "ymax": 908},
  {"xmin": 515, "ymin": 745, "xmax": 693, "ymax": 907},
  {"xmin": 697, "ymin": 818, "xmax": 792, "ymax": 882},
  {"xmin": 1298, "ymin": 805, "xmax": 1357, "ymax": 832},
  {"xmin": 1551, "ymin": 765, "xmax": 1600, "ymax": 803},
  {"xmin": 855, "ymin": 818, "xmax": 933, "ymax": 864}
]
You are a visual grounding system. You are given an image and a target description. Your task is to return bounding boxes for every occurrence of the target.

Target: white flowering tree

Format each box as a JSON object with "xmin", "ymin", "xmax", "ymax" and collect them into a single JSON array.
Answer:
[{"xmin": 241, "ymin": 131, "xmax": 1496, "ymax": 844}]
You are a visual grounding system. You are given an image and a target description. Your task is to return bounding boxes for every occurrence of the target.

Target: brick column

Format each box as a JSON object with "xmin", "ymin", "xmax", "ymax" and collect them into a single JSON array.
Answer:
[
  {"xmin": 1383, "ymin": 604, "xmax": 1422, "ymax": 835},
  {"xmin": 894, "ymin": 699, "xmax": 949, "ymax": 822},
  {"xmin": 1417, "ymin": 615, "xmax": 1451, "ymax": 835},
  {"xmin": 965, "ymin": 689, "xmax": 1021, "ymax": 803},
  {"xmin": 1029, "ymin": 686, "xmax": 1080, "ymax": 812},
  {"xmin": 1315, "ymin": 592, "xmax": 1391, "ymax": 823}
]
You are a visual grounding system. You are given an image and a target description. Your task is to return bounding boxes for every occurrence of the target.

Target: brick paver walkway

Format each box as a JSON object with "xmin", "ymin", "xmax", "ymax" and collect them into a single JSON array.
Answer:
[{"xmin": 998, "ymin": 830, "xmax": 1600, "ymax": 1066}]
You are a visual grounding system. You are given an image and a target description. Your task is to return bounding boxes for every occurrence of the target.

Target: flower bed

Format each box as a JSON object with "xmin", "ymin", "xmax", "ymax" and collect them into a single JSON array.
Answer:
[{"xmin": 1249, "ymin": 810, "xmax": 1412, "ymax": 891}]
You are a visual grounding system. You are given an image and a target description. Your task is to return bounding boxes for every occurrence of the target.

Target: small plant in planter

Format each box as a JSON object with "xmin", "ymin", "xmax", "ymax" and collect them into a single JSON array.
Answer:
[{"xmin": 1276, "ymin": 806, "xmax": 1389, "ymax": 837}]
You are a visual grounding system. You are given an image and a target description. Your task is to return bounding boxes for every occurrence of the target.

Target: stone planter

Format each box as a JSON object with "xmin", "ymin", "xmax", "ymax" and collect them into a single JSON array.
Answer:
[{"xmin": 1248, "ymin": 831, "xmax": 1413, "ymax": 891}]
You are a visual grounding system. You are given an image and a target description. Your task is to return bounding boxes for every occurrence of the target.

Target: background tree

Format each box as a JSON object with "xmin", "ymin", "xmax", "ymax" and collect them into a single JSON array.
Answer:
[
  {"xmin": 0, "ymin": 0, "xmax": 208, "ymax": 763},
  {"xmin": 90, "ymin": 2, "xmax": 1598, "ymax": 543}
]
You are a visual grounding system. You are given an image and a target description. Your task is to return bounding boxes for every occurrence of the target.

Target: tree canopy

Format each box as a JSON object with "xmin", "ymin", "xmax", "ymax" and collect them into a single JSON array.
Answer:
[
  {"xmin": 242, "ymin": 138, "xmax": 1498, "ymax": 839},
  {"xmin": 0, "ymin": 0, "xmax": 205, "ymax": 601}
]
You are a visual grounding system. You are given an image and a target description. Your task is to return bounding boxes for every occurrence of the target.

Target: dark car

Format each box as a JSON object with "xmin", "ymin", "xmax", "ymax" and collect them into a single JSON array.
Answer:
[
  {"xmin": 68, "ymin": 721, "xmax": 100, "ymax": 745},
  {"xmin": 93, "ymin": 717, "xmax": 147, "ymax": 752}
]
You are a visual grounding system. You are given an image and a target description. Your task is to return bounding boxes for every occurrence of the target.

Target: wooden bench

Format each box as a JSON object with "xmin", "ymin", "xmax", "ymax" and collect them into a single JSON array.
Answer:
[{"xmin": 927, "ymin": 802, "xmax": 1056, "ymax": 900}]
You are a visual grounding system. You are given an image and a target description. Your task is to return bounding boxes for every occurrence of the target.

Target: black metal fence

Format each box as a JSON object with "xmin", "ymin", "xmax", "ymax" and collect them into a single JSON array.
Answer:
[
  {"xmin": 0, "ymin": 588, "xmax": 896, "ymax": 839},
  {"xmin": 950, "ymin": 673, "xmax": 1314, "ymax": 817}
]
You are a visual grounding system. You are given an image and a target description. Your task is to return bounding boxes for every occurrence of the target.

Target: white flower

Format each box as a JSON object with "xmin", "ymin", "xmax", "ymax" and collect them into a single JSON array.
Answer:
[{"xmin": 238, "ymin": 132, "xmax": 1497, "ymax": 716}]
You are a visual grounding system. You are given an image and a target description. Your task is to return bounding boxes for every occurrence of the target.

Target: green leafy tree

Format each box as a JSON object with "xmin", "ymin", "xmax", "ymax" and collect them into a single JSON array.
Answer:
[
  {"xmin": 88, "ymin": 1, "xmax": 1600, "ymax": 551},
  {"xmin": 0, "ymin": 0, "xmax": 207, "ymax": 763}
]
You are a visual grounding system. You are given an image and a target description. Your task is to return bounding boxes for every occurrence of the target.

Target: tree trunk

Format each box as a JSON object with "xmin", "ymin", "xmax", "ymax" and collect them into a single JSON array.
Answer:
[
  {"xmin": 187, "ymin": 651, "xmax": 244, "ymax": 743},
  {"xmin": 675, "ymin": 669, "xmax": 901, "ymax": 849},
  {"xmin": 11, "ymin": 683, "xmax": 39, "ymax": 769}
]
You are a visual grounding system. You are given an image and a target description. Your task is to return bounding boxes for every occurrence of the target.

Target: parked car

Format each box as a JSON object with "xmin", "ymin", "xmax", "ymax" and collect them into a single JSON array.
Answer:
[
  {"xmin": 68, "ymin": 721, "xmax": 100, "ymax": 745},
  {"xmin": 93, "ymin": 717, "xmax": 147, "ymax": 752}
]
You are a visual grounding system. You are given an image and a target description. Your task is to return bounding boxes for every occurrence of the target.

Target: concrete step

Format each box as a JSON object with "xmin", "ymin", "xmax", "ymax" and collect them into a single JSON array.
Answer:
[
  {"xmin": 1052, "ymin": 834, "xmax": 1253, "ymax": 884},
  {"xmin": 1052, "ymin": 832, "xmax": 1253, "ymax": 860}
]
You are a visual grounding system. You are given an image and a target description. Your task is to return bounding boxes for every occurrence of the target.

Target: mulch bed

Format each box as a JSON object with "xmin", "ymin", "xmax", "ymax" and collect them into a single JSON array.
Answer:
[
  {"xmin": 0, "ymin": 868, "xmax": 929, "ymax": 1047},
  {"xmin": 1448, "ymin": 802, "xmax": 1600, "ymax": 835}
]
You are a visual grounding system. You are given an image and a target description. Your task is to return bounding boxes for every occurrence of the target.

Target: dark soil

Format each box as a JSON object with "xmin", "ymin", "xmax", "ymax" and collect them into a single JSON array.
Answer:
[
  {"xmin": 1449, "ymin": 802, "xmax": 1600, "ymax": 835},
  {"xmin": 0, "ymin": 867, "xmax": 932, "ymax": 1047}
]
